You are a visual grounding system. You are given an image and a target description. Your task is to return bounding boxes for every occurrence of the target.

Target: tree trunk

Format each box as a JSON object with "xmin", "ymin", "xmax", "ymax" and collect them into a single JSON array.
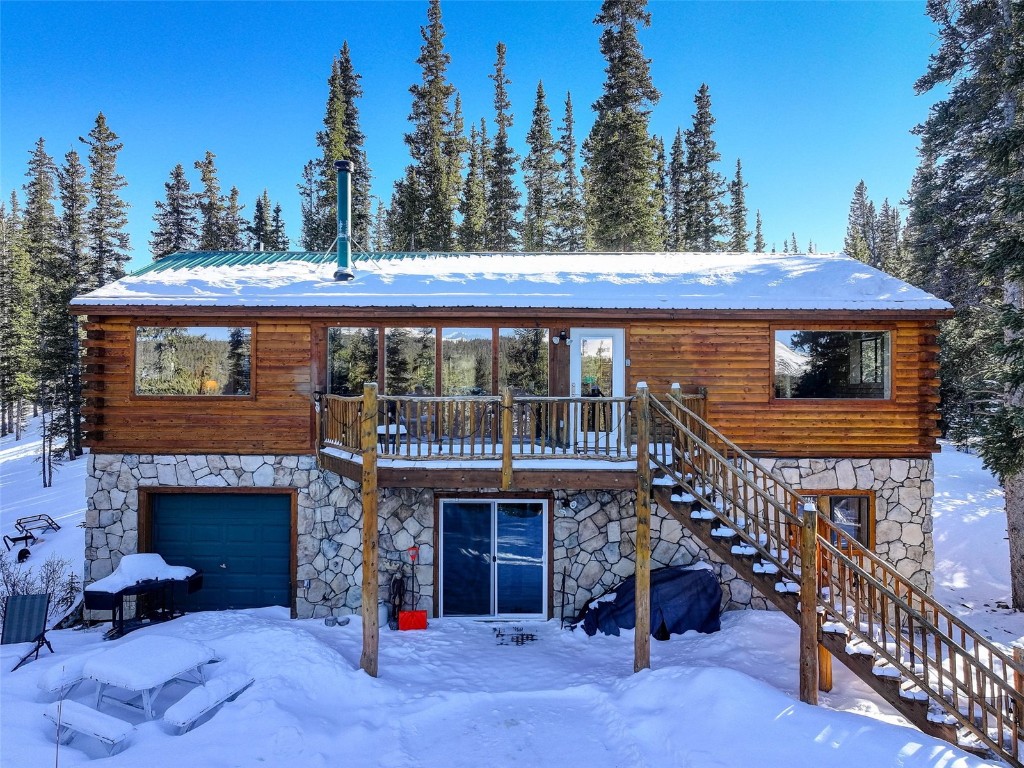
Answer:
[{"xmin": 1007, "ymin": 472, "xmax": 1024, "ymax": 610}]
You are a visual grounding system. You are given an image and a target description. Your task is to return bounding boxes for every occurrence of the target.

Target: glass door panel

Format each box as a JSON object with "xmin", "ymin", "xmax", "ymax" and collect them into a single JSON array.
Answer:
[
  {"xmin": 495, "ymin": 502, "xmax": 545, "ymax": 615},
  {"xmin": 441, "ymin": 502, "xmax": 492, "ymax": 616}
]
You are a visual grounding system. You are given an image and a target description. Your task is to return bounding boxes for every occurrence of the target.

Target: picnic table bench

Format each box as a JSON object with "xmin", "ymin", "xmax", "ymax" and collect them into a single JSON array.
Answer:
[
  {"xmin": 162, "ymin": 672, "xmax": 254, "ymax": 734},
  {"xmin": 44, "ymin": 700, "xmax": 135, "ymax": 756},
  {"xmin": 4, "ymin": 514, "xmax": 61, "ymax": 551}
]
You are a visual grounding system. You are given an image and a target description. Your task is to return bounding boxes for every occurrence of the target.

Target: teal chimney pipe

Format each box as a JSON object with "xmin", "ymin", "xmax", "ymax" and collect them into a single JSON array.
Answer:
[{"xmin": 334, "ymin": 160, "xmax": 354, "ymax": 281}]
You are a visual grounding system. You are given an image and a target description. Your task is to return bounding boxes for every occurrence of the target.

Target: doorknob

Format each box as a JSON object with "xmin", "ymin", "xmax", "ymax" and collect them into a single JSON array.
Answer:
[{"xmin": 219, "ymin": 563, "xmax": 227, "ymax": 569}]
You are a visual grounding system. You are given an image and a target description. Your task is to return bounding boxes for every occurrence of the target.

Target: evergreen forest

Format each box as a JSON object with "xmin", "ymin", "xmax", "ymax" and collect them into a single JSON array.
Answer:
[{"xmin": 0, "ymin": 0, "xmax": 1021, "ymax": 607}]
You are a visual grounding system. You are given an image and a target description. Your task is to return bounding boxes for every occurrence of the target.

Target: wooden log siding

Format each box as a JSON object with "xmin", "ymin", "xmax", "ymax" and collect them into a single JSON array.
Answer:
[
  {"xmin": 81, "ymin": 316, "xmax": 314, "ymax": 455},
  {"xmin": 627, "ymin": 318, "xmax": 941, "ymax": 457},
  {"xmin": 79, "ymin": 311, "xmax": 943, "ymax": 458}
]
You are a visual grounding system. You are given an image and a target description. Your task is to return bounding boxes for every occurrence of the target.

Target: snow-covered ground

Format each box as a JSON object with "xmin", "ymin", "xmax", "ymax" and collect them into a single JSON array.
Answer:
[{"xmin": 0, "ymin": 424, "xmax": 1019, "ymax": 767}]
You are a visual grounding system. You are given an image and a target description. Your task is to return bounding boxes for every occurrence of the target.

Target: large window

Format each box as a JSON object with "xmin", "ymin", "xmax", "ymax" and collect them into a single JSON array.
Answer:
[
  {"xmin": 499, "ymin": 328, "xmax": 549, "ymax": 395},
  {"xmin": 441, "ymin": 328, "xmax": 492, "ymax": 396},
  {"xmin": 327, "ymin": 327, "xmax": 378, "ymax": 396},
  {"xmin": 774, "ymin": 330, "xmax": 890, "ymax": 399},
  {"xmin": 384, "ymin": 327, "xmax": 436, "ymax": 396},
  {"xmin": 135, "ymin": 326, "xmax": 251, "ymax": 396}
]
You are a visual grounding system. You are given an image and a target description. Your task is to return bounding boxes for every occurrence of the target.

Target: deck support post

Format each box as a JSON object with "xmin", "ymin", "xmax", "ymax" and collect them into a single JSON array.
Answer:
[
  {"xmin": 818, "ymin": 614, "xmax": 833, "ymax": 692},
  {"xmin": 501, "ymin": 387, "xmax": 514, "ymax": 491},
  {"xmin": 359, "ymin": 382, "xmax": 380, "ymax": 678},
  {"xmin": 799, "ymin": 502, "xmax": 819, "ymax": 704},
  {"xmin": 634, "ymin": 385, "xmax": 651, "ymax": 673}
]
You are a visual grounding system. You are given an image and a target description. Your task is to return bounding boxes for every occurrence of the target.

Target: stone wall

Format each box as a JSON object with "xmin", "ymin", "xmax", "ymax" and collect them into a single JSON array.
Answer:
[
  {"xmin": 86, "ymin": 453, "xmax": 359, "ymax": 619},
  {"xmin": 85, "ymin": 453, "xmax": 934, "ymax": 621},
  {"xmin": 758, "ymin": 457, "xmax": 935, "ymax": 593}
]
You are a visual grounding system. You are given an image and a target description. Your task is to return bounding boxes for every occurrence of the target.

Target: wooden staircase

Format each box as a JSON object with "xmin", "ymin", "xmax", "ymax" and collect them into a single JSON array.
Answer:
[{"xmin": 648, "ymin": 390, "xmax": 1023, "ymax": 766}]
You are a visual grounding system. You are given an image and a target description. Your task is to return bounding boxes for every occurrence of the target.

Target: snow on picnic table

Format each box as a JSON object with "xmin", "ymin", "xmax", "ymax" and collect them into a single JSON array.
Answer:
[{"xmin": 0, "ymin": 425, "xmax": 1017, "ymax": 767}]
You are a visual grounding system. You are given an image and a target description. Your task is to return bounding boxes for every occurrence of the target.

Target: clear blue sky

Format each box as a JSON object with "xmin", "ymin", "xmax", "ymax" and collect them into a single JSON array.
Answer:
[{"xmin": 1, "ymin": 1, "xmax": 939, "ymax": 271}]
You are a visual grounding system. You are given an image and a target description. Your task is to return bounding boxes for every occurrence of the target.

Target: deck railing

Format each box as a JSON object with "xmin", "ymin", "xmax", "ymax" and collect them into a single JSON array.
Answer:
[
  {"xmin": 653, "ymin": 391, "xmax": 1024, "ymax": 766},
  {"xmin": 318, "ymin": 389, "xmax": 638, "ymax": 462}
]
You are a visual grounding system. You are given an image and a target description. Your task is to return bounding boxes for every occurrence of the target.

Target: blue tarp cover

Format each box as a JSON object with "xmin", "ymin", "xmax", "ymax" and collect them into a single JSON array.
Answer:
[{"xmin": 579, "ymin": 565, "xmax": 722, "ymax": 638}]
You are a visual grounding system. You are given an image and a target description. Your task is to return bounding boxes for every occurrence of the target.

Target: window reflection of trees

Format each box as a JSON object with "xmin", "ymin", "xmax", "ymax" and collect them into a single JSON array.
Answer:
[
  {"xmin": 774, "ymin": 331, "xmax": 888, "ymax": 399},
  {"xmin": 135, "ymin": 326, "xmax": 251, "ymax": 396},
  {"xmin": 327, "ymin": 328, "xmax": 378, "ymax": 396}
]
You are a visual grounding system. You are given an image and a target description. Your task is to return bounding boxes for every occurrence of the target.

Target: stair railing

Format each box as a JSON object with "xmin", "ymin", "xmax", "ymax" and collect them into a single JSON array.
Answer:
[{"xmin": 654, "ymin": 391, "xmax": 1024, "ymax": 765}]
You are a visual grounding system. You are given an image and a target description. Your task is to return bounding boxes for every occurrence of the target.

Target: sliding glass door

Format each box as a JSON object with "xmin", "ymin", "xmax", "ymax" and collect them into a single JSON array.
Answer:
[{"xmin": 440, "ymin": 499, "xmax": 547, "ymax": 618}]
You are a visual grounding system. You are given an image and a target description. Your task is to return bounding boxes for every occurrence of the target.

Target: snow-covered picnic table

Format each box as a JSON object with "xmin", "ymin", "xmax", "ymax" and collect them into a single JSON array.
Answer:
[{"xmin": 84, "ymin": 636, "xmax": 217, "ymax": 719}]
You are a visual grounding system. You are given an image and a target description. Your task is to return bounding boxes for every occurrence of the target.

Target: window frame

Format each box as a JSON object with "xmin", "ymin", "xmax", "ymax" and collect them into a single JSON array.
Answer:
[
  {"xmin": 769, "ymin": 324, "xmax": 893, "ymax": 405},
  {"xmin": 805, "ymin": 490, "xmax": 875, "ymax": 550},
  {"xmin": 131, "ymin": 323, "xmax": 257, "ymax": 401}
]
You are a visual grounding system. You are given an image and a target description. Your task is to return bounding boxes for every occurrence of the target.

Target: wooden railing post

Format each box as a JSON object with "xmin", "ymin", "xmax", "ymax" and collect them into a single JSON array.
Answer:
[
  {"xmin": 635, "ymin": 384, "xmax": 652, "ymax": 673},
  {"xmin": 359, "ymin": 382, "xmax": 379, "ymax": 677},
  {"xmin": 799, "ymin": 501, "xmax": 819, "ymax": 704},
  {"xmin": 501, "ymin": 387, "xmax": 514, "ymax": 491}
]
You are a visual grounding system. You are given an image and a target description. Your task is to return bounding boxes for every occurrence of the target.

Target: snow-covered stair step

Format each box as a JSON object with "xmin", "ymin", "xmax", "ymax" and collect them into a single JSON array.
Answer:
[
  {"xmin": 753, "ymin": 561, "xmax": 779, "ymax": 575},
  {"xmin": 671, "ymin": 493, "xmax": 696, "ymax": 504},
  {"xmin": 711, "ymin": 526, "xmax": 737, "ymax": 539},
  {"xmin": 926, "ymin": 708, "xmax": 958, "ymax": 726},
  {"xmin": 821, "ymin": 621, "xmax": 848, "ymax": 636},
  {"xmin": 652, "ymin": 476, "xmax": 676, "ymax": 487},
  {"xmin": 775, "ymin": 579, "xmax": 800, "ymax": 594},
  {"xmin": 731, "ymin": 544, "xmax": 756, "ymax": 557},
  {"xmin": 845, "ymin": 640, "xmax": 875, "ymax": 657},
  {"xmin": 690, "ymin": 509, "xmax": 716, "ymax": 521},
  {"xmin": 899, "ymin": 680, "xmax": 929, "ymax": 702},
  {"xmin": 872, "ymin": 661, "xmax": 902, "ymax": 680}
]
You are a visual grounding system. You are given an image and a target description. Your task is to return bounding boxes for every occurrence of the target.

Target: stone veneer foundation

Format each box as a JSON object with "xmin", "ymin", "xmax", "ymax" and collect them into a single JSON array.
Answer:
[{"xmin": 85, "ymin": 454, "xmax": 934, "ymax": 620}]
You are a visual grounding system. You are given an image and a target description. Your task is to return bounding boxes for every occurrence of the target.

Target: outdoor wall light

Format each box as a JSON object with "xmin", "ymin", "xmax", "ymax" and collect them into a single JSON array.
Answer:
[{"xmin": 553, "ymin": 330, "xmax": 570, "ymax": 345}]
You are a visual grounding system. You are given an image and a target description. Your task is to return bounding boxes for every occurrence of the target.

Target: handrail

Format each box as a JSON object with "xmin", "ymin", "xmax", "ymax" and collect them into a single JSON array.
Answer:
[{"xmin": 655, "ymin": 394, "xmax": 1024, "ymax": 765}]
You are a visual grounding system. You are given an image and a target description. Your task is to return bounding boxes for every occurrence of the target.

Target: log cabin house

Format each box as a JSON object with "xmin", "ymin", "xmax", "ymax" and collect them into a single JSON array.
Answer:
[{"xmin": 70, "ymin": 164, "xmax": 1024, "ymax": 763}]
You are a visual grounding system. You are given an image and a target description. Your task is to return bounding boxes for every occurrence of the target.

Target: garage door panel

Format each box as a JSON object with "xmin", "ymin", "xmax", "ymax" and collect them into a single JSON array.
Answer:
[{"xmin": 151, "ymin": 493, "xmax": 292, "ymax": 612}]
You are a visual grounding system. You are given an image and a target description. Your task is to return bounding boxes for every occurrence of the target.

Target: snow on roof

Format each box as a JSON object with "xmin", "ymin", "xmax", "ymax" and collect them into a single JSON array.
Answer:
[{"xmin": 71, "ymin": 250, "xmax": 951, "ymax": 312}]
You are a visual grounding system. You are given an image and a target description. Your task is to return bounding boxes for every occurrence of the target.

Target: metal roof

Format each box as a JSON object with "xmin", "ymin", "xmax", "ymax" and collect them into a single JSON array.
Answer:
[{"xmin": 132, "ymin": 250, "xmax": 473, "ymax": 275}]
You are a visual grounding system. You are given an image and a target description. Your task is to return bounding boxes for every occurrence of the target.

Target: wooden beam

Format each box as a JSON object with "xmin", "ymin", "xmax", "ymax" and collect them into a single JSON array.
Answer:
[
  {"xmin": 634, "ymin": 385, "xmax": 651, "ymax": 673},
  {"xmin": 799, "ymin": 502, "xmax": 819, "ymax": 704},
  {"xmin": 359, "ymin": 382, "xmax": 379, "ymax": 678},
  {"xmin": 818, "ymin": 614, "xmax": 833, "ymax": 692},
  {"xmin": 501, "ymin": 387, "xmax": 514, "ymax": 491}
]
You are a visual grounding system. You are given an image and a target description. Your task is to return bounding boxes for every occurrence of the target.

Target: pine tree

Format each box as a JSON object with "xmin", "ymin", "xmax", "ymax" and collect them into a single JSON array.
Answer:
[
  {"xmin": 486, "ymin": 42, "xmax": 520, "ymax": 250},
  {"xmin": 667, "ymin": 128, "xmax": 686, "ymax": 250},
  {"xmin": 80, "ymin": 113, "xmax": 130, "ymax": 285},
  {"xmin": 458, "ymin": 123, "xmax": 487, "ymax": 250},
  {"xmin": 789, "ymin": 232, "xmax": 799, "ymax": 253},
  {"xmin": 302, "ymin": 43, "xmax": 372, "ymax": 251},
  {"xmin": 754, "ymin": 209, "xmax": 766, "ymax": 252},
  {"xmin": 269, "ymin": 203, "xmax": 290, "ymax": 250},
  {"xmin": 554, "ymin": 92, "xmax": 586, "ymax": 251},
  {"xmin": 371, "ymin": 201, "xmax": 387, "ymax": 251},
  {"xmin": 727, "ymin": 159, "xmax": 750, "ymax": 251},
  {"xmin": 195, "ymin": 151, "xmax": 226, "ymax": 250},
  {"xmin": 0, "ymin": 194, "xmax": 35, "ymax": 438},
  {"xmin": 24, "ymin": 139, "xmax": 62, "ymax": 482},
  {"xmin": 394, "ymin": 0, "xmax": 462, "ymax": 251},
  {"xmin": 681, "ymin": 84, "xmax": 726, "ymax": 251},
  {"xmin": 51, "ymin": 149, "xmax": 90, "ymax": 458},
  {"xmin": 653, "ymin": 135, "xmax": 669, "ymax": 248},
  {"xmin": 844, "ymin": 180, "xmax": 877, "ymax": 266},
  {"xmin": 249, "ymin": 190, "xmax": 272, "ymax": 251},
  {"xmin": 522, "ymin": 81, "xmax": 559, "ymax": 251},
  {"xmin": 150, "ymin": 164, "xmax": 199, "ymax": 259},
  {"xmin": 584, "ymin": 0, "xmax": 663, "ymax": 251},
  {"xmin": 221, "ymin": 187, "xmax": 247, "ymax": 250},
  {"xmin": 876, "ymin": 199, "xmax": 906, "ymax": 277},
  {"xmin": 912, "ymin": 0, "xmax": 1024, "ymax": 608}
]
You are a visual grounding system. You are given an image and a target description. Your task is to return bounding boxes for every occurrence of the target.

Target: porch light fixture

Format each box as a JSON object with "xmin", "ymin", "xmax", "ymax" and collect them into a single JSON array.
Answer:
[{"xmin": 553, "ymin": 330, "xmax": 569, "ymax": 345}]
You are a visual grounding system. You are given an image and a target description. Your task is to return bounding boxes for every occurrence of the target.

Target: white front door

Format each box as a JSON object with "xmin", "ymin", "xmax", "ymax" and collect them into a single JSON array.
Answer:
[{"xmin": 569, "ymin": 328, "xmax": 625, "ymax": 444}]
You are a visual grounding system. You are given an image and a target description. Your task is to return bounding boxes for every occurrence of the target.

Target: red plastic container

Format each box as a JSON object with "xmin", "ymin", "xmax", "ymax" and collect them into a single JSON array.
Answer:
[{"xmin": 398, "ymin": 610, "xmax": 428, "ymax": 630}]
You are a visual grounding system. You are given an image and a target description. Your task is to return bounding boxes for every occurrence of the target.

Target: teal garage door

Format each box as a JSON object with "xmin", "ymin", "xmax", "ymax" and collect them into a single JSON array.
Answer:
[{"xmin": 151, "ymin": 493, "xmax": 291, "ymax": 611}]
